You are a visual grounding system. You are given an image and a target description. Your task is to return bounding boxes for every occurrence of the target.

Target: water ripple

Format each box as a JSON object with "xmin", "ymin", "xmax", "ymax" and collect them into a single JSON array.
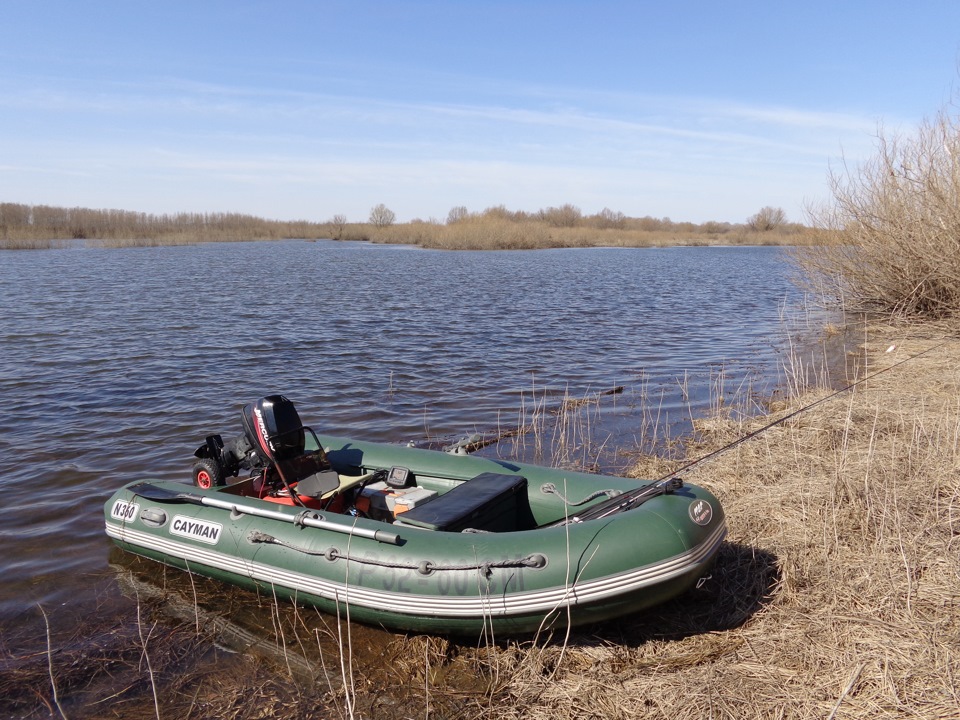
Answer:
[{"xmin": 0, "ymin": 239, "xmax": 816, "ymax": 613}]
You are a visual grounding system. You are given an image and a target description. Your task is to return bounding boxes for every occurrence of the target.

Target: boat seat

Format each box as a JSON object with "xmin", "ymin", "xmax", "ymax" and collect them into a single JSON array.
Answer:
[
  {"xmin": 320, "ymin": 471, "xmax": 377, "ymax": 500},
  {"xmin": 292, "ymin": 469, "xmax": 342, "ymax": 498},
  {"xmin": 394, "ymin": 472, "xmax": 531, "ymax": 533},
  {"xmin": 273, "ymin": 449, "xmax": 340, "ymax": 497}
]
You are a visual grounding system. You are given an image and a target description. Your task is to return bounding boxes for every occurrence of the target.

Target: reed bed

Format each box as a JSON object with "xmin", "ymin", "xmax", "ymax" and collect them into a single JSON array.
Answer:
[{"xmin": 363, "ymin": 218, "xmax": 811, "ymax": 251}]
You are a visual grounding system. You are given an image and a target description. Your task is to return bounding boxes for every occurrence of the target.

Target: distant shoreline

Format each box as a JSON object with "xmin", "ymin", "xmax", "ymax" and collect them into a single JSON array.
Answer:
[
  {"xmin": 0, "ymin": 202, "xmax": 815, "ymax": 250},
  {"xmin": 0, "ymin": 231, "xmax": 813, "ymax": 251}
]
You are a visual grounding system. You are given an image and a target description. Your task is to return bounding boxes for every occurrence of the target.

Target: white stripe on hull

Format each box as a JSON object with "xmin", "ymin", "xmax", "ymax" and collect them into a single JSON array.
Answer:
[{"xmin": 106, "ymin": 520, "xmax": 726, "ymax": 618}]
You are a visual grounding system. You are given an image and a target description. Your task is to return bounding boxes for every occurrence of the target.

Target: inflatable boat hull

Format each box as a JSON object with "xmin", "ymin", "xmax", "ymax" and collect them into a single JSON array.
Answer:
[{"xmin": 104, "ymin": 434, "xmax": 726, "ymax": 635}]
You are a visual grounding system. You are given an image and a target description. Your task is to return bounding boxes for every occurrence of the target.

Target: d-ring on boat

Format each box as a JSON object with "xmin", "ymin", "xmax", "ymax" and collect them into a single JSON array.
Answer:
[{"xmin": 104, "ymin": 395, "xmax": 726, "ymax": 635}]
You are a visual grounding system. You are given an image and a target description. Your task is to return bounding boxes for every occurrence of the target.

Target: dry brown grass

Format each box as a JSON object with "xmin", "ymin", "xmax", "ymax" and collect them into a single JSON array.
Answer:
[{"xmin": 485, "ymin": 320, "xmax": 960, "ymax": 719}]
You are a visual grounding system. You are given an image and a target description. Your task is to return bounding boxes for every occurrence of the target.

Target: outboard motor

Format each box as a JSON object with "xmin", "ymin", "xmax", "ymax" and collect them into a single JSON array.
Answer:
[
  {"xmin": 192, "ymin": 395, "xmax": 306, "ymax": 489},
  {"xmin": 192, "ymin": 395, "xmax": 358, "ymax": 507},
  {"xmin": 240, "ymin": 394, "xmax": 305, "ymax": 464}
]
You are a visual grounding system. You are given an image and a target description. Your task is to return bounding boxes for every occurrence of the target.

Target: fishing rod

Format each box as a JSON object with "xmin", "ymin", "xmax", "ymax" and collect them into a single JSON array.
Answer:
[
  {"xmin": 654, "ymin": 338, "xmax": 949, "ymax": 483},
  {"xmin": 563, "ymin": 338, "xmax": 950, "ymax": 524}
]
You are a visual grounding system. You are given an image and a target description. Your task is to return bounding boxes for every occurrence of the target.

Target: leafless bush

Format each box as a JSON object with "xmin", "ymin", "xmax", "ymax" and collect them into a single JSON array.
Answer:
[
  {"xmin": 482, "ymin": 204, "xmax": 531, "ymax": 222},
  {"xmin": 446, "ymin": 205, "xmax": 469, "ymax": 224},
  {"xmin": 368, "ymin": 203, "xmax": 396, "ymax": 228},
  {"xmin": 329, "ymin": 214, "xmax": 347, "ymax": 239},
  {"xmin": 0, "ymin": 203, "xmax": 340, "ymax": 247},
  {"xmin": 796, "ymin": 105, "xmax": 960, "ymax": 319},
  {"xmin": 586, "ymin": 207, "xmax": 626, "ymax": 230},
  {"xmin": 537, "ymin": 204, "xmax": 582, "ymax": 228},
  {"xmin": 747, "ymin": 206, "xmax": 787, "ymax": 231},
  {"xmin": 699, "ymin": 220, "xmax": 732, "ymax": 235},
  {"xmin": 633, "ymin": 215, "xmax": 670, "ymax": 232},
  {"xmin": 433, "ymin": 217, "xmax": 553, "ymax": 249}
]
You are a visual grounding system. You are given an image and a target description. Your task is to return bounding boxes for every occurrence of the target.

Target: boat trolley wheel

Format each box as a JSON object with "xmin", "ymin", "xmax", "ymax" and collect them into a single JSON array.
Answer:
[{"xmin": 192, "ymin": 457, "xmax": 225, "ymax": 488}]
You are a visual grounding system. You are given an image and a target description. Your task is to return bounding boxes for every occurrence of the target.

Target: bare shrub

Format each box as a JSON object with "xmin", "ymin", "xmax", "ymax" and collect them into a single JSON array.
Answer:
[
  {"xmin": 796, "ymin": 106, "xmax": 960, "ymax": 319},
  {"xmin": 481, "ymin": 205, "xmax": 529, "ymax": 222},
  {"xmin": 537, "ymin": 204, "xmax": 582, "ymax": 228},
  {"xmin": 446, "ymin": 205, "xmax": 469, "ymax": 224},
  {"xmin": 436, "ymin": 217, "xmax": 552, "ymax": 249},
  {"xmin": 699, "ymin": 220, "xmax": 731, "ymax": 235},
  {"xmin": 747, "ymin": 206, "xmax": 787, "ymax": 231},
  {"xmin": 368, "ymin": 203, "xmax": 396, "ymax": 228},
  {"xmin": 633, "ymin": 215, "xmax": 670, "ymax": 232},
  {"xmin": 587, "ymin": 207, "xmax": 626, "ymax": 230},
  {"xmin": 328, "ymin": 214, "xmax": 347, "ymax": 239}
]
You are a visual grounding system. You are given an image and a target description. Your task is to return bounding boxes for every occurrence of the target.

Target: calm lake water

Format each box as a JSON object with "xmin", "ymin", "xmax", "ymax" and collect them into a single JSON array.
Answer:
[{"xmin": 0, "ymin": 240, "xmax": 824, "ymax": 694}]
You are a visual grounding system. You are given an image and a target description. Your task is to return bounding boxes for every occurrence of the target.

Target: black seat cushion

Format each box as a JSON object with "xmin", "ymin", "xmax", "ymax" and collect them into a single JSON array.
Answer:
[{"xmin": 396, "ymin": 472, "xmax": 529, "ymax": 532}]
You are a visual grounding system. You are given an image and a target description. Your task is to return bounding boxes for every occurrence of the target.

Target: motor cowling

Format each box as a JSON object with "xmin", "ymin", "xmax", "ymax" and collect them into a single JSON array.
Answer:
[
  {"xmin": 193, "ymin": 395, "xmax": 310, "ymax": 490},
  {"xmin": 240, "ymin": 394, "xmax": 305, "ymax": 464}
]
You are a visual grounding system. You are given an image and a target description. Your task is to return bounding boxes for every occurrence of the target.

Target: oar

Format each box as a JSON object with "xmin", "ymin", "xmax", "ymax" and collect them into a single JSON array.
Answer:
[{"xmin": 126, "ymin": 482, "xmax": 401, "ymax": 545}]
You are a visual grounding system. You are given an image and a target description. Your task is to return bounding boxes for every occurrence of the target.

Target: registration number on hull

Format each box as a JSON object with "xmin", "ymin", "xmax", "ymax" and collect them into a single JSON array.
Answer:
[{"xmin": 110, "ymin": 500, "xmax": 140, "ymax": 522}]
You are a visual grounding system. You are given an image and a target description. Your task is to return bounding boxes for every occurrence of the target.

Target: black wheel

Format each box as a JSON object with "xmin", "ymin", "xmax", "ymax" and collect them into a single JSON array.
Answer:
[{"xmin": 193, "ymin": 458, "xmax": 225, "ymax": 488}]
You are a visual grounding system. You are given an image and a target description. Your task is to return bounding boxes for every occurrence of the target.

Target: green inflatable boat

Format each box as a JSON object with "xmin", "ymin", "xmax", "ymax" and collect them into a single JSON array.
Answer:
[{"xmin": 104, "ymin": 396, "xmax": 726, "ymax": 635}]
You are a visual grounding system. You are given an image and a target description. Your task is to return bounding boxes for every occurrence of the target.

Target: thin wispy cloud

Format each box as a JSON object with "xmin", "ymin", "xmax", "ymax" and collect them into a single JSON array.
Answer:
[{"xmin": 2, "ymin": 0, "xmax": 956, "ymax": 223}]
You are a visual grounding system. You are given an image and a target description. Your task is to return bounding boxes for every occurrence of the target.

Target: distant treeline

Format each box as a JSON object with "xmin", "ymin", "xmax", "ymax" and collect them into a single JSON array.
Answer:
[
  {"xmin": 0, "ymin": 203, "xmax": 330, "ymax": 247},
  {"xmin": 0, "ymin": 201, "xmax": 813, "ymax": 250}
]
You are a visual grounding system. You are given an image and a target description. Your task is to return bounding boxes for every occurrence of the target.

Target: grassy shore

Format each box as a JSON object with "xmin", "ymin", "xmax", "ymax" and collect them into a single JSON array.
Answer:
[{"xmin": 4, "ymin": 319, "xmax": 957, "ymax": 719}]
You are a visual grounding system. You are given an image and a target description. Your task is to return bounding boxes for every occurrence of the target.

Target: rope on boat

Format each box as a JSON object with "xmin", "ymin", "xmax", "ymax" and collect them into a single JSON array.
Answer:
[
  {"xmin": 247, "ymin": 530, "xmax": 547, "ymax": 577},
  {"xmin": 539, "ymin": 483, "xmax": 621, "ymax": 506}
]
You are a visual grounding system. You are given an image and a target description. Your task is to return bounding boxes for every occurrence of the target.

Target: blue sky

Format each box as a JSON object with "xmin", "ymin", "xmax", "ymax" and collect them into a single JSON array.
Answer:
[{"xmin": 2, "ymin": 1, "xmax": 959, "ymax": 224}]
